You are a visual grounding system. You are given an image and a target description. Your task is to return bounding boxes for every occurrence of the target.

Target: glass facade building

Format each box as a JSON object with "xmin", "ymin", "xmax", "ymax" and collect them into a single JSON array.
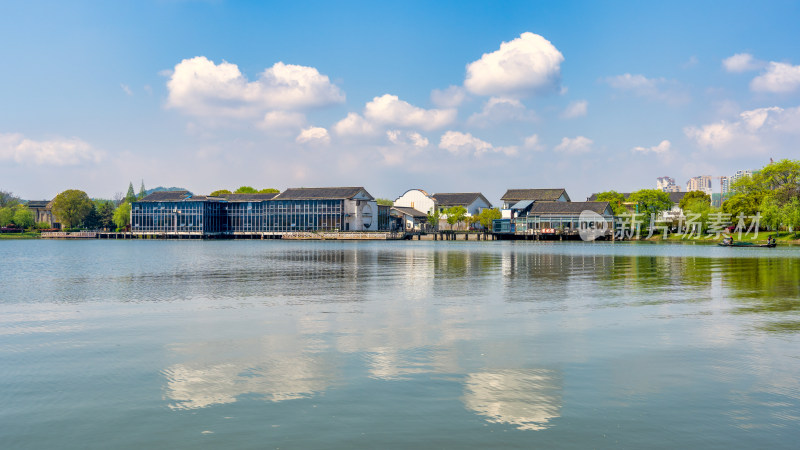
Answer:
[{"xmin": 131, "ymin": 201, "xmax": 226, "ymax": 234}]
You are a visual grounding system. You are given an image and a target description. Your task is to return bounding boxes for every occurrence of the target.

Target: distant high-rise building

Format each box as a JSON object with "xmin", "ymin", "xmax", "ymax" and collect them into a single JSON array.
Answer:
[
  {"xmin": 686, "ymin": 175, "xmax": 713, "ymax": 195},
  {"xmin": 730, "ymin": 169, "xmax": 752, "ymax": 186},
  {"xmin": 656, "ymin": 176, "xmax": 679, "ymax": 193},
  {"xmin": 720, "ymin": 176, "xmax": 730, "ymax": 194}
]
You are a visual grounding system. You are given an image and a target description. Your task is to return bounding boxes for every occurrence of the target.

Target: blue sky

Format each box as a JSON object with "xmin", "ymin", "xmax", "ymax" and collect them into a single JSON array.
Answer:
[{"xmin": 2, "ymin": 0, "xmax": 799, "ymax": 203}]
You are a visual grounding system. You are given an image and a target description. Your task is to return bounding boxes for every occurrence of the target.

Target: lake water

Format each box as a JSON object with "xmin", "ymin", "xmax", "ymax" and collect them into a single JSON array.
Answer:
[{"xmin": 1, "ymin": 240, "xmax": 799, "ymax": 449}]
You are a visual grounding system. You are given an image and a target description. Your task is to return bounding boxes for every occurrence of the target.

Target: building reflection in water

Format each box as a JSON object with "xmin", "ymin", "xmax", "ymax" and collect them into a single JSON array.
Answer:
[{"xmin": 462, "ymin": 368, "xmax": 563, "ymax": 431}]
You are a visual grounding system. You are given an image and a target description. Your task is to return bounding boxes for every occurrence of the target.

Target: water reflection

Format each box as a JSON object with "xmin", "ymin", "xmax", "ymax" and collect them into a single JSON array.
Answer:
[{"xmin": 462, "ymin": 369, "xmax": 562, "ymax": 431}]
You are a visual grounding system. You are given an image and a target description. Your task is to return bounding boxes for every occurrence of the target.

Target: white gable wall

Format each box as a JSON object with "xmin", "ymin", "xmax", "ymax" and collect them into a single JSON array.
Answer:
[{"xmin": 394, "ymin": 189, "xmax": 436, "ymax": 214}]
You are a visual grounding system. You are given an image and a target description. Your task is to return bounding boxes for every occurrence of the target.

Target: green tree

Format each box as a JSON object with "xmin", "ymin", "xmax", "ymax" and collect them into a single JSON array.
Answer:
[
  {"xmin": 125, "ymin": 182, "xmax": 137, "ymax": 204},
  {"xmin": 51, "ymin": 190, "xmax": 93, "ymax": 229},
  {"xmin": 628, "ymin": 189, "xmax": 673, "ymax": 228},
  {"xmin": 210, "ymin": 189, "xmax": 232, "ymax": 197},
  {"xmin": 781, "ymin": 197, "xmax": 800, "ymax": 237},
  {"xmin": 13, "ymin": 206, "xmax": 35, "ymax": 229},
  {"xmin": 758, "ymin": 158, "xmax": 800, "ymax": 204},
  {"xmin": 760, "ymin": 196, "xmax": 782, "ymax": 232},
  {"xmin": 0, "ymin": 191, "xmax": 21, "ymax": 208},
  {"xmin": 682, "ymin": 198, "xmax": 713, "ymax": 234},
  {"xmin": 257, "ymin": 188, "xmax": 280, "ymax": 194},
  {"xmin": 426, "ymin": 208, "xmax": 440, "ymax": 230},
  {"xmin": 0, "ymin": 207, "xmax": 14, "ymax": 226},
  {"xmin": 35, "ymin": 221, "xmax": 51, "ymax": 230},
  {"xmin": 81, "ymin": 203, "xmax": 102, "ymax": 230},
  {"xmin": 138, "ymin": 180, "xmax": 147, "ymax": 200},
  {"xmin": 478, "ymin": 208, "xmax": 502, "ymax": 230},
  {"xmin": 445, "ymin": 205, "xmax": 467, "ymax": 230},
  {"xmin": 97, "ymin": 201, "xmax": 116, "ymax": 230},
  {"xmin": 113, "ymin": 202, "xmax": 131, "ymax": 230},
  {"xmin": 594, "ymin": 190, "xmax": 628, "ymax": 215},
  {"xmin": 234, "ymin": 186, "xmax": 258, "ymax": 194},
  {"xmin": 375, "ymin": 198, "xmax": 394, "ymax": 206},
  {"xmin": 679, "ymin": 190, "xmax": 711, "ymax": 210}
]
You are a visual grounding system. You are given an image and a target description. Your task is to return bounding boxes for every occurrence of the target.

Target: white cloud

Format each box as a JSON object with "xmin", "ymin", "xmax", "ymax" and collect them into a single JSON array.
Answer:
[
  {"xmin": 605, "ymin": 73, "xmax": 689, "ymax": 105},
  {"xmin": 722, "ymin": 53, "xmax": 762, "ymax": 73},
  {"xmin": 296, "ymin": 127, "xmax": 330, "ymax": 146},
  {"xmin": 166, "ymin": 56, "xmax": 344, "ymax": 118},
  {"xmin": 364, "ymin": 94, "xmax": 456, "ymax": 130},
  {"xmin": 750, "ymin": 62, "xmax": 800, "ymax": 93},
  {"xmin": 431, "ymin": 85, "xmax": 467, "ymax": 108},
  {"xmin": 333, "ymin": 112, "xmax": 378, "ymax": 137},
  {"xmin": 260, "ymin": 111, "xmax": 306, "ymax": 130},
  {"xmin": 467, "ymin": 97, "xmax": 536, "ymax": 127},
  {"xmin": 387, "ymin": 130, "xmax": 429, "ymax": 148},
  {"xmin": 632, "ymin": 140, "xmax": 670, "ymax": 154},
  {"xmin": 523, "ymin": 134, "xmax": 544, "ymax": 151},
  {"xmin": 684, "ymin": 105, "xmax": 800, "ymax": 156},
  {"xmin": 438, "ymin": 131, "xmax": 516, "ymax": 156},
  {"xmin": 560, "ymin": 100, "xmax": 587, "ymax": 119},
  {"xmin": 120, "ymin": 84, "xmax": 133, "ymax": 96},
  {"xmin": 553, "ymin": 136, "xmax": 593, "ymax": 154},
  {"xmin": 0, "ymin": 133, "xmax": 103, "ymax": 165},
  {"xmin": 464, "ymin": 32, "xmax": 563, "ymax": 97}
]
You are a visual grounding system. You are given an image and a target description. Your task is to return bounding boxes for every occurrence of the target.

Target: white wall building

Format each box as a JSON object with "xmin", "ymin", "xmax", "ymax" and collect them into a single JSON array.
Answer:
[{"xmin": 394, "ymin": 189, "xmax": 436, "ymax": 214}]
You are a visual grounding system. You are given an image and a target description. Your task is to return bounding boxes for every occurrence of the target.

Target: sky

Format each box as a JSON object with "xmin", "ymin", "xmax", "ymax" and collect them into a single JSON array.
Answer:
[{"xmin": 1, "ymin": 0, "xmax": 799, "ymax": 203}]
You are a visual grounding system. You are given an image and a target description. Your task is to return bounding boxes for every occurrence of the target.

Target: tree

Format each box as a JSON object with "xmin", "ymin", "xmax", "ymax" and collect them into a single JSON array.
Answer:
[
  {"xmin": 594, "ymin": 191, "xmax": 628, "ymax": 216},
  {"xmin": 760, "ymin": 196, "xmax": 782, "ymax": 232},
  {"xmin": 51, "ymin": 190, "xmax": 93, "ymax": 229},
  {"xmin": 138, "ymin": 180, "xmax": 147, "ymax": 200},
  {"xmin": 13, "ymin": 206, "xmax": 35, "ymax": 229},
  {"xmin": 759, "ymin": 158, "xmax": 800, "ymax": 204},
  {"xmin": 234, "ymin": 186, "xmax": 258, "ymax": 194},
  {"xmin": 682, "ymin": 198, "xmax": 713, "ymax": 234},
  {"xmin": 628, "ymin": 189, "xmax": 672, "ymax": 228},
  {"xmin": 82, "ymin": 203, "xmax": 101, "ymax": 230},
  {"xmin": 97, "ymin": 201, "xmax": 116, "ymax": 230},
  {"xmin": 0, "ymin": 207, "xmax": 15, "ymax": 227},
  {"xmin": 426, "ymin": 208, "xmax": 440, "ymax": 230},
  {"xmin": 113, "ymin": 202, "xmax": 131, "ymax": 230},
  {"xmin": 210, "ymin": 189, "xmax": 232, "ymax": 197},
  {"xmin": 125, "ymin": 182, "xmax": 137, "ymax": 204},
  {"xmin": 445, "ymin": 205, "xmax": 467, "ymax": 230},
  {"xmin": 478, "ymin": 208, "xmax": 501, "ymax": 230},
  {"xmin": 679, "ymin": 190, "xmax": 711, "ymax": 210},
  {"xmin": 375, "ymin": 198, "xmax": 394, "ymax": 206},
  {"xmin": 782, "ymin": 197, "xmax": 800, "ymax": 237},
  {"xmin": 257, "ymin": 188, "xmax": 280, "ymax": 194},
  {"xmin": 0, "ymin": 191, "xmax": 21, "ymax": 208}
]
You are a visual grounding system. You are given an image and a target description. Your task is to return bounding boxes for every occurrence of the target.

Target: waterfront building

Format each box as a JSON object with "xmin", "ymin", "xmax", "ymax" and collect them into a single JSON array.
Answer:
[
  {"xmin": 25, "ymin": 200, "xmax": 58, "ymax": 228},
  {"xmin": 500, "ymin": 189, "xmax": 569, "ymax": 210},
  {"xmin": 394, "ymin": 189, "xmax": 436, "ymax": 214},
  {"xmin": 131, "ymin": 187, "xmax": 381, "ymax": 236},
  {"xmin": 432, "ymin": 192, "xmax": 492, "ymax": 216},
  {"xmin": 391, "ymin": 206, "xmax": 429, "ymax": 231},
  {"xmin": 494, "ymin": 201, "xmax": 614, "ymax": 237},
  {"xmin": 131, "ymin": 191, "xmax": 226, "ymax": 236}
]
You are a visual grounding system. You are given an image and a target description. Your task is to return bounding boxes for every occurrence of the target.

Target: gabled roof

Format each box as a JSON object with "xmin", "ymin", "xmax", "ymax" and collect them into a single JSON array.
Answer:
[
  {"xmin": 275, "ymin": 187, "xmax": 373, "ymax": 201},
  {"xmin": 138, "ymin": 190, "xmax": 192, "ymax": 202},
  {"xmin": 26, "ymin": 200, "xmax": 51, "ymax": 208},
  {"xmin": 510, "ymin": 200, "xmax": 535, "ymax": 210},
  {"xmin": 220, "ymin": 193, "xmax": 278, "ymax": 202},
  {"xmin": 391, "ymin": 206, "xmax": 428, "ymax": 218},
  {"xmin": 529, "ymin": 201, "xmax": 612, "ymax": 215},
  {"xmin": 432, "ymin": 192, "xmax": 492, "ymax": 208},
  {"xmin": 501, "ymin": 189, "xmax": 569, "ymax": 202}
]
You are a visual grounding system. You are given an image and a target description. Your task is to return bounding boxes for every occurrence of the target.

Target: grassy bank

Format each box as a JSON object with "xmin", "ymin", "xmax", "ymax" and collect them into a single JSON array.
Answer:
[
  {"xmin": 0, "ymin": 232, "xmax": 41, "ymax": 239},
  {"xmin": 644, "ymin": 231, "xmax": 800, "ymax": 244}
]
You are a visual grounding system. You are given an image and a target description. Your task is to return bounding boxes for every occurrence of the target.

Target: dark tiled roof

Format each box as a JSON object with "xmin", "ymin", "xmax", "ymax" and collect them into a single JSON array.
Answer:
[
  {"xmin": 432, "ymin": 192, "xmax": 492, "ymax": 208},
  {"xmin": 391, "ymin": 206, "xmax": 428, "ymax": 218},
  {"xmin": 275, "ymin": 187, "xmax": 373, "ymax": 200},
  {"xmin": 529, "ymin": 201, "xmax": 612, "ymax": 215},
  {"xmin": 220, "ymin": 193, "xmax": 278, "ymax": 202},
  {"xmin": 138, "ymin": 191, "xmax": 192, "ymax": 202},
  {"xmin": 501, "ymin": 189, "xmax": 569, "ymax": 202},
  {"xmin": 26, "ymin": 200, "xmax": 51, "ymax": 208}
]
